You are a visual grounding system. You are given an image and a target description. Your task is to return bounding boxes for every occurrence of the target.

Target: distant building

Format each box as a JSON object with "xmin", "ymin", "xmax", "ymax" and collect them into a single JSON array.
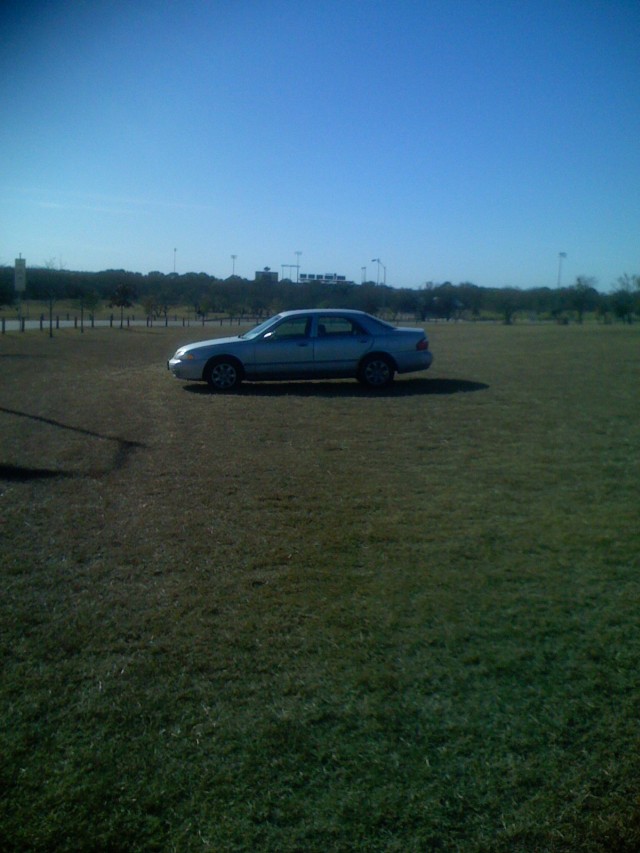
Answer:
[
  {"xmin": 299, "ymin": 273, "xmax": 347, "ymax": 284},
  {"xmin": 255, "ymin": 267, "xmax": 278, "ymax": 283}
]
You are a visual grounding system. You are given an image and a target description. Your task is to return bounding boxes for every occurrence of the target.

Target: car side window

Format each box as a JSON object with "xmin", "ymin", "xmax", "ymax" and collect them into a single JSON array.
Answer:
[
  {"xmin": 317, "ymin": 316, "xmax": 367, "ymax": 337},
  {"xmin": 264, "ymin": 317, "xmax": 310, "ymax": 340}
]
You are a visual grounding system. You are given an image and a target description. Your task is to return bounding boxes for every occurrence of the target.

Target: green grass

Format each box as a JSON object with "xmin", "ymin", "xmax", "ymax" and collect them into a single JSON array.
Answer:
[{"xmin": 1, "ymin": 322, "xmax": 639, "ymax": 851}]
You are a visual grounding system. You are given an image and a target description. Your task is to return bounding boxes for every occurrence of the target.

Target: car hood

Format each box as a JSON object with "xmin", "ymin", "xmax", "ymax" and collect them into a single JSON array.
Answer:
[{"xmin": 180, "ymin": 335, "xmax": 244, "ymax": 353}]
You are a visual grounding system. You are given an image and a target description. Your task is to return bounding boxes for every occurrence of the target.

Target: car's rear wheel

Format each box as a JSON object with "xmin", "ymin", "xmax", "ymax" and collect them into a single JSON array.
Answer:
[
  {"xmin": 358, "ymin": 355, "xmax": 395, "ymax": 388},
  {"xmin": 205, "ymin": 358, "xmax": 243, "ymax": 391}
]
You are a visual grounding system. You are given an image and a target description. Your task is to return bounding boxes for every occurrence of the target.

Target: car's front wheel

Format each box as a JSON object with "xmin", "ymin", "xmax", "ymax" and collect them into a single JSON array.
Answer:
[
  {"xmin": 205, "ymin": 358, "xmax": 243, "ymax": 391},
  {"xmin": 358, "ymin": 355, "xmax": 395, "ymax": 388}
]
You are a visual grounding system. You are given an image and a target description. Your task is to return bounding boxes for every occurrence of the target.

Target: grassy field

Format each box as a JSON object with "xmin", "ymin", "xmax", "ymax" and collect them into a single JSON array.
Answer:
[{"xmin": 1, "ymin": 321, "xmax": 639, "ymax": 851}]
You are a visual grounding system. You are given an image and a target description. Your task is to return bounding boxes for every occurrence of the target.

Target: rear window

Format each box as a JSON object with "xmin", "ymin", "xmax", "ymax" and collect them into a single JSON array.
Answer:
[
  {"xmin": 317, "ymin": 316, "xmax": 367, "ymax": 336},
  {"xmin": 365, "ymin": 316, "xmax": 396, "ymax": 333}
]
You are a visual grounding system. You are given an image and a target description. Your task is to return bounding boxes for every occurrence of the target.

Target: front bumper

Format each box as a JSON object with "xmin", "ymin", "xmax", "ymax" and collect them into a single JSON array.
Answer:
[{"xmin": 167, "ymin": 357, "xmax": 204, "ymax": 381}]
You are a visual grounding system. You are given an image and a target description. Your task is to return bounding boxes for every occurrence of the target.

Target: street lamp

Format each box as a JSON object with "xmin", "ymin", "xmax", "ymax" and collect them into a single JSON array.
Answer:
[
  {"xmin": 173, "ymin": 248, "xmax": 177, "ymax": 274},
  {"xmin": 231, "ymin": 254, "xmax": 237, "ymax": 276},
  {"xmin": 557, "ymin": 252, "xmax": 567, "ymax": 288},
  {"xmin": 361, "ymin": 266, "xmax": 367, "ymax": 284},
  {"xmin": 295, "ymin": 251, "xmax": 302, "ymax": 283},
  {"xmin": 371, "ymin": 258, "xmax": 386, "ymax": 286}
]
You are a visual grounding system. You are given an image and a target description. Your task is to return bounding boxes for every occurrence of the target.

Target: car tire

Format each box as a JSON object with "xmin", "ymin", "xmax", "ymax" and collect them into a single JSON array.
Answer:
[
  {"xmin": 205, "ymin": 358, "xmax": 243, "ymax": 391},
  {"xmin": 357, "ymin": 355, "xmax": 395, "ymax": 388}
]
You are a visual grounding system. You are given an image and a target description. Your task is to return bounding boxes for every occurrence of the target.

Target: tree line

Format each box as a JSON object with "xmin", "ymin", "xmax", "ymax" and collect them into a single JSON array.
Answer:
[{"xmin": 0, "ymin": 266, "xmax": 638, "ymax": 324}]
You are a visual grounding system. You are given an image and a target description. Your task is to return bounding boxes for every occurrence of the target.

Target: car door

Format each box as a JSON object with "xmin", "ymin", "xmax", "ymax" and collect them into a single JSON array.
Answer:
[
  {"xmin": 312, "ymin": 315, "xmax": 372, "ymax": 376},
  {"xmin": 251, "ymin": 315, "xmax": 314, "ymax": 377}
]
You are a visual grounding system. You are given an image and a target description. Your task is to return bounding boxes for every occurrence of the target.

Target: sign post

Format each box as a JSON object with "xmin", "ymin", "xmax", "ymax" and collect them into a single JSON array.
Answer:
[{"xmin": 15, "ymin": 256, "xmax": 26, "ymax": 330}]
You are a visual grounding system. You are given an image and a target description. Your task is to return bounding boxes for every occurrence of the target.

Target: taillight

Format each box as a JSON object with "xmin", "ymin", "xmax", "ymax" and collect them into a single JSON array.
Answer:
[{"xmin": 416, "ymin": 338, "xmax": 429, "ymax": 351}]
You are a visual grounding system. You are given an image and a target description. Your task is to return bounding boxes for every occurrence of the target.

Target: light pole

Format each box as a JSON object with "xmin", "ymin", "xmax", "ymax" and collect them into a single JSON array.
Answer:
[
  {"xmin": 295, "ymin": 251, "xmax": 302, "ymax": 283},
  {"xmin": 173, "ymin": 248, "xmax": 177, "ymax": 274},
  {"xmin": 361, "ymin": 266, "xmax": 367, "ymax": 284},
  {"xmin": 231, "ymin": 254, "xmax": 237, "ymax": 276},
  {"xmin": 371, "ymin": 258, "xmax": 386, "ymax": 286},
  {"xmin": 557, "ymin": 252, "xmax": 567, "ymax": 288}
]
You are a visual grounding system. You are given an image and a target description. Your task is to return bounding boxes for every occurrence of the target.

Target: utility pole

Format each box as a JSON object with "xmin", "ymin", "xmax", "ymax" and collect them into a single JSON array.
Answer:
[{"xmin": 557, "ymin": 252, "xmax": 567, "ymax": 288}]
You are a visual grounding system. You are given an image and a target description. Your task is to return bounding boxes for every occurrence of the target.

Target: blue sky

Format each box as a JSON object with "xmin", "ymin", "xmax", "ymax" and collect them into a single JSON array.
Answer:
[{"xmin": 1, "ymin": 0, "xmax": 638, "ymax": 290}]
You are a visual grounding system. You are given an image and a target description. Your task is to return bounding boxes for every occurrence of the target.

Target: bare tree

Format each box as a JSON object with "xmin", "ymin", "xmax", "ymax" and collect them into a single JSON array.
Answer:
[
  {"xmin": 110, "ymin": 283, "xmax": 136, "ymax": 329},
  {"xmin": 570, "ymin": 276, "xmax": 598, "ymax": 323}
]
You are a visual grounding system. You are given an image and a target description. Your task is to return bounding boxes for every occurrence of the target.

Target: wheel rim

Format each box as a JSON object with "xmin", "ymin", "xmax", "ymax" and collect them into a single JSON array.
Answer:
[
  {"xmin": 363, "ymin": 359, "xmax": 391, "ymax": 387},
  {"xmin": 210, "ymin": 363, "xmax": 237, "ymax": 389}
]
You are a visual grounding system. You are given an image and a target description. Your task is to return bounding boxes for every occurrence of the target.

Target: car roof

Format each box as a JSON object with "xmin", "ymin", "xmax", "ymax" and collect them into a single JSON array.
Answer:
[{"xmin": 278, "ymin": 308, "xmax": 368, "ymax": 317}]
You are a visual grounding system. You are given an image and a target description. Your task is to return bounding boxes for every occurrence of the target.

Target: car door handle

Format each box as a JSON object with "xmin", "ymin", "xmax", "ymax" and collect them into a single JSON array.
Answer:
[{"xmin": 297, "ymin": 342, "xmax": 310, "ymax": 347}]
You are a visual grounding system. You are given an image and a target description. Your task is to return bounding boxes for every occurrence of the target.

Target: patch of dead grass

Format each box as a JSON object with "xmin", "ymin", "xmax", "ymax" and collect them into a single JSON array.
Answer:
[{"xmin": 1, "ymin": 322, "xmax": 639, "ymax": 851}]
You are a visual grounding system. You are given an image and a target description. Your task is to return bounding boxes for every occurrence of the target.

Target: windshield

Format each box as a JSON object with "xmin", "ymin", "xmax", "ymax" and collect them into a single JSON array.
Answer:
[{"xmin": 239, "ymin": 314, "xmax": 282, "ymax": 340}]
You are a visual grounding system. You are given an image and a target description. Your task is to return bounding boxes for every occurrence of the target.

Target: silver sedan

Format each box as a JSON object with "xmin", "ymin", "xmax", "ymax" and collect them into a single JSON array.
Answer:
[{"xmin": 167, "ymin": 309, "xmax": 433, "ymax": 390}]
